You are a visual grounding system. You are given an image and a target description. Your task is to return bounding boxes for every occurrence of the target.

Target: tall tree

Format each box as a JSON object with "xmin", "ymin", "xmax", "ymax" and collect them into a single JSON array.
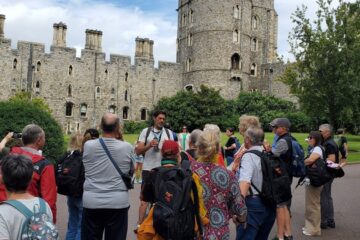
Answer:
[{"xmin": 281, "ymin": 0, "xmax": 360, "ymax": 131}]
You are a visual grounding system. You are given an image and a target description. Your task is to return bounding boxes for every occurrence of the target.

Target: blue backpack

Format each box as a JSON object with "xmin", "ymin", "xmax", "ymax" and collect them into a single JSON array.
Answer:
[
  {"xmin": 284, "ymin": 136, "xmax": 306, "ymax": 178},
  {"xmin": 233, "ymin": 137, "xmax": 241, "ymax": 152}
]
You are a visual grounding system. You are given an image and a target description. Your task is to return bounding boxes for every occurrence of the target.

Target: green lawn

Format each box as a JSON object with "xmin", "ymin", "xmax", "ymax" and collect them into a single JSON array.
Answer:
[{"xmin": 65, "ymin": 132, "xmax": 360, "ymax": 163}]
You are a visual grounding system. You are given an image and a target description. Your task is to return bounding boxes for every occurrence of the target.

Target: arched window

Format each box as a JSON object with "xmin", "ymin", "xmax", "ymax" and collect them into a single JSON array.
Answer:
[
  {"xmin": 252, "ymin": 16, "xmax": 258, "ymax": 29},
  {"xmin": 124, "ymin": 90, "xmax": 128, "ymax": 101},
  {"xmin": 186, "ymin": 58, "xmax": 191, "ymax": 72},
  {"xmin": 95, "ymin": 87, "xmax": 100, "ymax": 98},
  {"xmin": 184, "ymin": 84, "xmax": 194, "ymax": 91},
  {"xmin": 187, "ymin": 32, "xmax": 193, "ymax": 46},
  {"xmin": 36, "ymin": 61, "xmax": 41, "ymax": 72},
  {"xmin": 109, "ymin": 105, "xmax": 116, "ymax": 114},
  {"xmin": 65, "ymin": 102, "xmax": 74, "ymax": 117},
  {"xmin": 250, "ymin": 63, "xmax": 257, "ymax": 76},
  {"xmin": 68, "ymin": 85, "xmax": 72, "ymax": 97},
  {"xmin": 80, "ymin": 104, "xmax": 87, "ymax": 117},
  {"xmin": 182, "ymin": 14, "xmax": 187, "ymax": 26},
  {"xmin": 251, "ymin": 38, "xmax": 258, "ymax": 51},
  {"xmin": 69, "ymin": 65, "xmax": 73, "ymax": 75},
  {"xmin": 189, "ymin": 9, "xmax": 194, "ymax": 23},
  {"xmin": 123, "ymin": 107, "xmax": 129, "ymax": 120},
  {"xmin": 105, "ymin": 69, "xmax": 108, "ymax": 75},
  {"xmin": 231, "ymin": 53, "xmax": 240, "ymax": 70},
  {"xmin": 140, "ymin": 109, "xmax": 147, "ymax": 120},
  {"xmin": 233, "ymin": 29, "xmax": 239, "ymax": 43},
  {"xmin": 13, "ymin": 59, "xmax": 17, "ymax": 69},
  {"xmin": 35, "ymin": 81, "xmax": 40, "ymax": 88},
  {"xmin": 125, "ymin": 72, "xmax": 128, "ymax": 82},
  {"xmin": 234, "ymin": 5, "xmax": 240, "ymax": 19}
]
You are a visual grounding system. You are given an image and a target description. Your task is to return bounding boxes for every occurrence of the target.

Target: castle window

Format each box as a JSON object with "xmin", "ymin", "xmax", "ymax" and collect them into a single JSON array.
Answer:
[
  {"xmin": 66, "ymin": 122, "xmax": 71, "ymax": 134},
  {"xmin": 13, "ymin": 59, "xmax": 17, "ymax": 69},
  {"xmin": 80, "ymin": 104, "xmax": 87, "ymax": 117},
  {"xmin": 111, "ymin": 88, "xmax": 116, "ymax": 99},
  {"xmin": 251, "ymin": 38, "xmax": 258, "ymax": 51},
  {"xmin": 109, "ymin": 105, "xmax": 116, "ymax": 114},
  {"xmin": 69, "ymin": 65, "xmax": 73, "ymax": 75},
  {"xmin": 231, "ymin": 53, "xmax": 241, "ymax": 70},
  {"xmin": 36, "ymin": 61, "xmax": 41, "ymax": 72},
  {"xmin": 125, "ymin": 72, "xmax": 128, "ymax": 82},
  {"xmin": 125, "ymin": 90, "xmax": 128, "ymax": 101},
  {"xmin": 182, "ymin": 14, "xmax": 187, "ymax": 27},
  {"xmin": 234, "ymin": 5, "xmax": 240, "ymax": 19},
  {"xmin": 233, "ymin": 29, "xmax": 239, "ymax": 43},
  {"xmin": 141, "ymin": 109, "xmax": 147, "ymax": 121},
  {"xmin": 105, "ymin": 69, "xmax": 108, "ymax": 75},
  {"xmin": 250, "ymin": 63, "xmax": 257, "ymax": 76},
  {"xmin": 187, "ymin": 32, "xmax": 193, "ymax": 46},
  {"xmin": 95, "ymin": 87, "xmax": 100, "ymax": 98},
  {"xmin": 184, "ymin": 84, "xmax": 194, "ymax": 91},
  {"xmin": 68, "ymin": 85, "xmax": 72, "ymax": 97},
  {"xmin": 76, "ymin": 123, "xmax": 80, "ymax": 132},
  {"xmin": 123, "ymin": 107, "xmax": 129, "ymax": 120},
  {"xmin": 252, "ymin": 16, "xmax": 258, "ymax": 29},
  {"xmin": 65, "ymin": 102, "xmax": 74, "ymax": 117},
  {"xmin": 186, "ymin": 58, "xmax": 191, "ymax": 72},
  {"xmin": 35, "ymin": 81, "xmax": 40, "ymax": 88},
  {"xmin": 189, "ymin": 9, "xmax": 194, "ymax": 23}
]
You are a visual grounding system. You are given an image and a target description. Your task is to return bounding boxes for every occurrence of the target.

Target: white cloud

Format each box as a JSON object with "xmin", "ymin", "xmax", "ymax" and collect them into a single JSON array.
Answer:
[
  {"xmin": 0, "ymin": 0, "xmax": 356, "ymax": 64},
  {"xmin": 0, "ymin": 0, "xmax": 177, "ymax": 64}
]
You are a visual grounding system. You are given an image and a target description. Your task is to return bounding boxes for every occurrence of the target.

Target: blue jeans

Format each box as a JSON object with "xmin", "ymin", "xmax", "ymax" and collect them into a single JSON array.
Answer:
[
  {"xmin": 236, "ymin": 196, "xmax": 276, "ymax": 240},
  {"xmin": 226, "ymin": 156, "xmax": 234, "ymax": 166},
  {"xmin": 66, "ymin": 196, "xmax": 83, "ymax": 240}
]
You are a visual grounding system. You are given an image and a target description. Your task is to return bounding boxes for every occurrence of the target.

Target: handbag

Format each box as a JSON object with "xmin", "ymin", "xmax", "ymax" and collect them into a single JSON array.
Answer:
[{"xmin": 99, "ymin": 138, "xmax": 134, "ymax": 190}]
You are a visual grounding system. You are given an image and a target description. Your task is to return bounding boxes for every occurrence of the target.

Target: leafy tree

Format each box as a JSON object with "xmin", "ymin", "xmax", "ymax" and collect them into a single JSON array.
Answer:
[
  {"xmin": 154, "ymin": 85, "xmax": 233, "ymax": 131},
  {"xmin": 9, "ymin": 91, "xmax": 52, "ymax": 113},
  {"xmin": 282, "ymin": 0, "xmax": 360, "ymax": 132},
  {"xmin": 0, "ymin": 100, "xmax": 64, "ymax": 162}
]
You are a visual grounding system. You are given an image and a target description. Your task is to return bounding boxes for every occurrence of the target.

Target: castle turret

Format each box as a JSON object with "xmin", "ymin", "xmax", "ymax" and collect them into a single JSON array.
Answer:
[
  {"xmin": 135, "ymin": 37, "xmax": 154, "ymax": 61},
  {"xmin": 52, "ymin": 22, "xmax": 67, "ymax": 47},
  {"xmin": 85, "ymin": 29, "xmax": 102, "ymax": 51},
  {"xmin": 176, "ymin": 0, "xmax": 278, "ymax": 97},
  {"xmin": 0, "ymin": 14, "xmax": 5, "ymax": 38}
]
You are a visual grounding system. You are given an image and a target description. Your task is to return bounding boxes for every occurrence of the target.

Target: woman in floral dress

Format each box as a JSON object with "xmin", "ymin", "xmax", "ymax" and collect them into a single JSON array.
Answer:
[{"xmin": 191, "ymin": 130, "xmax": 247, "ymax": 240}]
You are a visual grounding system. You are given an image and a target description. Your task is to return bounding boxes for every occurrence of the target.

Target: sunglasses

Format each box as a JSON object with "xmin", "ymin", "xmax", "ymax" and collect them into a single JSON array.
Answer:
[{"xmin": 307, "ymin": 136, "xmax": 313, "ymax": 140}]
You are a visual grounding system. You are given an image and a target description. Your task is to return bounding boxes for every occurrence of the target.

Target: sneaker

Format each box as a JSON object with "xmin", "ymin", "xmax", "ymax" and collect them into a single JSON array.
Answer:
[
  {"xmin": 328, "ymin": 221, "xmax": 336, "ymax": 228},
  {"xmin": 320, "ymin": 223, "xmax": 328, "ymax": 229},
  {"xmin": 302, "ymin": 230, "xmax": 312, "ymax": 236}
]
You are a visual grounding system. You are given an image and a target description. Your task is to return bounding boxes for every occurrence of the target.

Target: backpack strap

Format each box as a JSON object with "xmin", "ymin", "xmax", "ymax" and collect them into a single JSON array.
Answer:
[
  {"xmin": 4, "ymin": 200, "xmax": 33, "ymax": 219},
  {"xmin": 143, "ymin": 127, "xmax": 152, "ymax": 146},
  {"xmin": 242, "ymin": 150, "xmax": 264, "ymax": 195},
  {"xmin": 164, "ymin": 128, "xmax": 171, "ymax": 139},
  {"xmin": 99, "ymin": 138, "xmax": 128, "ymax": 190}
]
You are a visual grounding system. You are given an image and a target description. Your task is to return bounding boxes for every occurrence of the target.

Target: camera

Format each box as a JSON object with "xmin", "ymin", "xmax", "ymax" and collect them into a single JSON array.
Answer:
[{"xmin": 13, "ymin": 133, "xmax": 22, "ymax": 139}]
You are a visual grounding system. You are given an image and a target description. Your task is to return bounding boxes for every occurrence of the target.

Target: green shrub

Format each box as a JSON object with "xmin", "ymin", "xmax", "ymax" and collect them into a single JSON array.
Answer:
[
  {"xmin": 0, "ymin": 100, "xmax": 64, "ymax": 162},
  {"xmin": 123, "ymin": 121, "xmax": 148, "ymax": 134}
]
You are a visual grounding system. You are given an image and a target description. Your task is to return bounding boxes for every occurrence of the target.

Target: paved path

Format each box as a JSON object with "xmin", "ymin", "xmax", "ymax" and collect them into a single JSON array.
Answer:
[{"xmin": 56, "ymin": 164, "xmax": 360, "ymax": 239}]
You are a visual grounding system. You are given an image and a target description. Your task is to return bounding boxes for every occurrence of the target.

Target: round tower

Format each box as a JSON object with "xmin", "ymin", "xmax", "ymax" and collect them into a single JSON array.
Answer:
[{"xmin": 176, "ymin": 0, "xmax": 278, "ymax": 98}]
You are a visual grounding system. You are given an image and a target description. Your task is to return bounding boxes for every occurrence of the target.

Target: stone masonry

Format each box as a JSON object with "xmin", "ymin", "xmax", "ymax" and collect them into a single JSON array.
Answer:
[{"xmin": 0, "ymin": 0, "xmax": 291, "ymax": 133}]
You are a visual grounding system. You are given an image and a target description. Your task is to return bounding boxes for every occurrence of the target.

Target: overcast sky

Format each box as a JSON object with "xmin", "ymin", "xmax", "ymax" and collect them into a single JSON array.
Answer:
[{"xmin": 0, "ymin": 0, "xmax": 355, "ymax": 63}]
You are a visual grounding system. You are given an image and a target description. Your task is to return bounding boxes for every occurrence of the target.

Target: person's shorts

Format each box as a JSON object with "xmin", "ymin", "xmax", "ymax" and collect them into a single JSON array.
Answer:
[
  {"xmin": 135, "ymin": 155, "xmax": 144, "ymax": 164},
  {"xmin": 277, "ymin": 199, "xmax": 292, "ymax": 209},
  {"xmin": 140, "ymin": 170, "xmax": 152, "ymax": 201}
]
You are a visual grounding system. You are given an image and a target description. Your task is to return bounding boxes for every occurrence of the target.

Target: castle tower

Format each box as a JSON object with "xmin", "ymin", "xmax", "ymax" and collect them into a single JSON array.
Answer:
[
  {"xmin": 85, "ymin": 29, "xmax": 103, "ymax": 51},
  {"xmin": 52, "ymin": 22, "xmax": 67, "ymax": 47},
  {"xmin": 0, "ymin": 14, "xmax": 5, "ymax": 38},
  {"xmin": 135, "ymin": 37, "xmax": 154, "ymax": 61},
  {"xmin": 176, "ymin": 0, "xmax": 278, "ymax": 97}
]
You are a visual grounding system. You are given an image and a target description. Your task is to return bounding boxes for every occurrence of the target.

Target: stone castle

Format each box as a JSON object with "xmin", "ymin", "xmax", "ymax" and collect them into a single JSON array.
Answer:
[{"xmin": 0, "ymin": 0, "xmax": 293, "ymax": 133}]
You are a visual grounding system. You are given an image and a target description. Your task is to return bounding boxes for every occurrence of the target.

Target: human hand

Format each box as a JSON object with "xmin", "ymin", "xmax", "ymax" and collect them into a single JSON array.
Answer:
[
  {"xmin": 149, "ymin": 139, "xmax": 159, "ymax": 148},
  {"xmin": 4, "ymin": 132, "xmax": 13, "ymax": 141}
]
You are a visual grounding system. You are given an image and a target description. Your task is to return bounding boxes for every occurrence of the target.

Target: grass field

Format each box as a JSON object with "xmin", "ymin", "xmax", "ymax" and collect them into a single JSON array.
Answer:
[{"xmin": 67, "ymin": 132, "xmax": 360, "ymax": 163}]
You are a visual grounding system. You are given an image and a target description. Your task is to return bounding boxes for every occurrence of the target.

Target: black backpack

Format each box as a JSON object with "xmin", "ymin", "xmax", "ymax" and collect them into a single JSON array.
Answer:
[
  {"xmin": 152, "ymin": 166, "xmax": 201, "ymax": 240},
  {"xmin": 55, "ymin": 150, "xmax": 84, "ymax": 197},
  {"xmin": 245, "ymin": 150, "xmax": 292, "ymax": 207}
]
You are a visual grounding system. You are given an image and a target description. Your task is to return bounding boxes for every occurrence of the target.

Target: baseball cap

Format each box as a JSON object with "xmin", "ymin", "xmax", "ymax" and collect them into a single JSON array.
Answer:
[
  {"xmin": 161, "ymin": 140, "xmax": 179, "ymax": 157},
  {"xmin": 270, "ymin": 118, "xmax": 291, "ymax": 128}
]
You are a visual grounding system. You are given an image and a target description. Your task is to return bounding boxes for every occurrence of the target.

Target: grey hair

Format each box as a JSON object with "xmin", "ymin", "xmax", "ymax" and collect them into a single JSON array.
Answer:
[
  {"xmin": 189, "ymin": 129, "xmax": 202, "ymax": 145},
  {"xmin": 244, "ymin": 127, "xmax": 264, "ymax": 146},
  {"xmin": 21, "ymin": 124, "xmax": 44, "ymax": 145},
  {"xmin": 203, "ymin": 124, "xmax": 220, "ymax": 138},
  {"xmin": 319, "ymin": 124, "xmax": 333, "ymax": 134}
]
